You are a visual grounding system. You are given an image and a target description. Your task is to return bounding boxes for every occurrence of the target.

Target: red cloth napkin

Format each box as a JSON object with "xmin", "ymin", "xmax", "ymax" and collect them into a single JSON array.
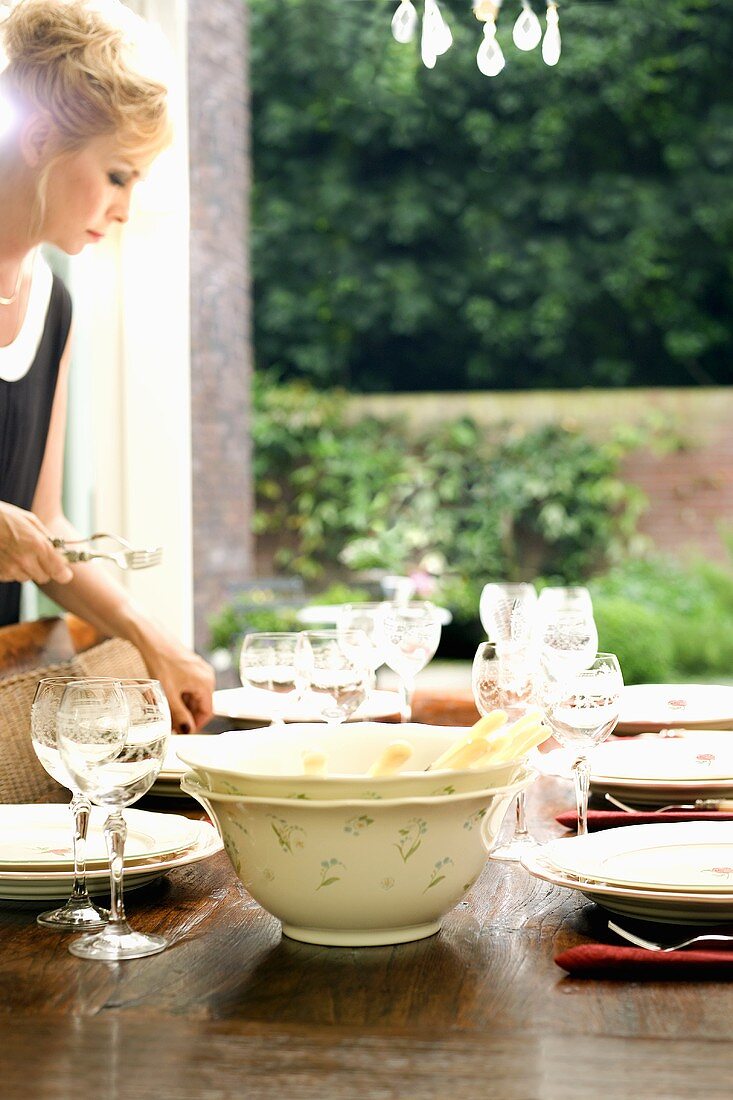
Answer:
[
  {"xmin": 556, "ymin": 809, "xmax": 733, "ymax": 831},
  {"xmin": 556, "ymin": 942, "xmax": 733, "ymax": 979}
]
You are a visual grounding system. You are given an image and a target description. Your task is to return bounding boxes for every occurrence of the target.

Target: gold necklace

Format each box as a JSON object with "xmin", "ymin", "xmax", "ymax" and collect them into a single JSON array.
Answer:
[{"xmin": 0, "ymin": 258, "xmax": 25, "ymax": 307}]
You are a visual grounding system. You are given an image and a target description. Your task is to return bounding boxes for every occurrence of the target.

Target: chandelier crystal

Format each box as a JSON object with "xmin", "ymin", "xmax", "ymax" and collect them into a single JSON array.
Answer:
[{"xmin": 390, "ymin": 0, "xmax": 561, "ymax": 74}]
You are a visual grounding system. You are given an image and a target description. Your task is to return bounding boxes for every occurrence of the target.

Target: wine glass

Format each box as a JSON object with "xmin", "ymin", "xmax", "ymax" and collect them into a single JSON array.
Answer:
[
  {"xmin": 477, "ymin": 582, "xmax": 539, "ymax": 859},
  {"xmin": 536, "ymin": 600, "xmax": 599, "ymax": 678},
  {"xmin": 239, "ymin": 632, "xmax": 309, "ymax": 727},
  {"xmin": 471, "ymin": 639, "xmax": 542, "ymax": 861},
  {"xmin": 479, "ymin": 582, "xmax": 537, "ymax": 645},
  {"xmin": 297, "ymin": 630, "xmax": 372, "ymax": 725},
  {"xmin": 30, "ymin": 677, "xmax": 110, "ymax": 930},
  {"xmin": 379, "ymin": 602, "xmax": 442, "ymax": 721},
  {"xmin": 338, "ymin": 603, "xmax": 387, "ymax": 680},
  {"xmin": 540, "ymin": 653, "xmax": 624, "ymax": 836},
  {"xmin": 536, "ymin": 586, "xmax": 593, "ymax": 614},
  {"xmin": 56, "ymin": 678, "xmax": 171, "ymax": 960}
]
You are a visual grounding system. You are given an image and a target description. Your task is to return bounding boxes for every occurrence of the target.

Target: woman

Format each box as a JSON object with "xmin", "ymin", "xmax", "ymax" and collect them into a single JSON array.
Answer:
[{"xmin": 0, "ymin": 0, "xmax": 214, "ymax": 732}]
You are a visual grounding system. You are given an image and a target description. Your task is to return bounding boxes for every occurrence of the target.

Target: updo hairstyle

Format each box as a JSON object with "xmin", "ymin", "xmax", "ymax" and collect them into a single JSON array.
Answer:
[{"xmin": 0, "ymin": 0, "xmax": 172, "ymax": 160}]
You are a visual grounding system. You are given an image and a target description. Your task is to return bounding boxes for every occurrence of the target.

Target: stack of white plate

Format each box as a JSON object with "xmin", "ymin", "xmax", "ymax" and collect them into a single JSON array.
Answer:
[
  {"xmin": 616, "ymin": 683, "xmax": 733, "ymax": 734},
  {"xmin": 212, "ymin": 686, "xmax": 402, "ymax": 726},
  {"xmin": 523, "ymin": 821, "xmax": 733, "ymax": 924},
  {"xmin": 0, "ymin": 805, "xmax": 222, "ymax": 901},
  {"xmin": 154, "ymin": 735, "xmax": 222, "ymax": 797},
  {"xmin": 538, "ymin": 731, "xmax": 733, "ymax": 807},
  {"xmin": 590, "ymin": 732, "xmax": 733, "ymax": 806}
]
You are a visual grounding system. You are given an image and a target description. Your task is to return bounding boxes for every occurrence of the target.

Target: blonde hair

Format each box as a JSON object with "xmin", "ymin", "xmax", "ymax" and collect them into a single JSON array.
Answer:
[{"xmin": 0, "ymin": 0, "xmax": 172, "ymax": 160}]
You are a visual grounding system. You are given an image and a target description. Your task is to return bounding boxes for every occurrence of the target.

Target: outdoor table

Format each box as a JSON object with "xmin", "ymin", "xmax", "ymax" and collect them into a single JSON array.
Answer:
[{"xmin": 1, "ymin": 766, "xmax": 732, "ymax": 1100}]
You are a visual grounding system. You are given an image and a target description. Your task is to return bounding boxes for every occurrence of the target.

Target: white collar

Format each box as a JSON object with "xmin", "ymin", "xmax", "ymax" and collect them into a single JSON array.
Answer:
[{"xmin": 0, "ymin": 255, "xmax": 54, "ymax": 383}]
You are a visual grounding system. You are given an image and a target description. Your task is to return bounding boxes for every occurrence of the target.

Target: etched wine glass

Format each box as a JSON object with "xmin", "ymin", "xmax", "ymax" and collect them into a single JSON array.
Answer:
[
  {"xmin": 535, "ymin": 593, "xmax": 598, "ymax": 679},
  {"xmin": 476, "ymin": 582, "xmax": 539, "ymax": 860},
  {"xmin": 338, "ymin": 603, "xmax": 387, "ymax": 681},
  {"xmin": 297, "ymin": 630, "xmax": 373, "ymax": 726},
  {"xmin": 379, "ymin": 602, "xmax": 442, "ymax": 722},
  {"xmin": 472, "ymin": 639, "xmax": 543, "ymax": 861},
  {"xmin": 56, "ymin": 677, "xmax": 171, "ymax": 960},
  {"xmin": 479, "ymin": 582, "xmax": 537, "ymax": 646},
  {"xmin": 239, "ymin": 632, "xmax": 309, "ymax": 727},
  {"xmin": 540, "ymin": 653, "xmax": 624, "ymax": 836},
  {"xmin": 30, "ymin": 677, "xmax": 110, "ymax": 930}
]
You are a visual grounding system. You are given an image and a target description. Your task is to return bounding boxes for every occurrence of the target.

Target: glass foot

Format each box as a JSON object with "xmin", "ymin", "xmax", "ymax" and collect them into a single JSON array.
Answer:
[
  {"xmin": 69, "ymin": 920, "xmax": 167, "ymax": 960},
  {"xmin": 490, "ymin": 832, "xmax": 541, "ymax": 863},
  {"xmin": 37, "ymin": 896, "xmax": 109, "ymax": 931}
]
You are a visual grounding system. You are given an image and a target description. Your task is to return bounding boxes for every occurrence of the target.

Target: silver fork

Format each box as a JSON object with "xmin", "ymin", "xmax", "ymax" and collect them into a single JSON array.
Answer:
[
  {"xmin": 608, "ymin": 919, "xmax": 733, "ymax": 952},
  {"xmin": 604, "ymin": 792, "xmax": 733, "ymax": 813},
  {"xmin": 50, "ymin": 537, "xmax": 163, "ymax": 571}
]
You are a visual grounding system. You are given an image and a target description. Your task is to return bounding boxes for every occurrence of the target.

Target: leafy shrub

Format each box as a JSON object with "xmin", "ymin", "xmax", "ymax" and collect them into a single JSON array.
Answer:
[
  {"xmin": 589, "ymin": 555, "xmax": 733, "ymax": 681},
  {"xmin": 593, "ymin": 596, "xmax": 675, "ymax": 685},
  {"xmin": 254, "ymin": 376, "xmax": 646, "ymax": 598},
  {"xmin": 208, "ymin": 581, "xmax": 370, "ymax": 653}
]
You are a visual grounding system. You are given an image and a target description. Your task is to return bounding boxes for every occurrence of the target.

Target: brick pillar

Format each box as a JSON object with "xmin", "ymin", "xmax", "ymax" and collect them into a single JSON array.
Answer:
[{"xmin": 188, "ymin": 0, "xmax": 254, "ymax": 650}]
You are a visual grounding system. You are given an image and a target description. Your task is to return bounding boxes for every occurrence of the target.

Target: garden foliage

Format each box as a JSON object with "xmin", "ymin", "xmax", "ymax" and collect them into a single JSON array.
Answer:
[{"xmin": 251, "ymin": 0, "xmax": 733, "ymax": 391}]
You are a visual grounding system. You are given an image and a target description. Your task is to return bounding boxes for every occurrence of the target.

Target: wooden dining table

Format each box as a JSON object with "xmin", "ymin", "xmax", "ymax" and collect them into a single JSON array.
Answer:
[{"xmin": 2, "ymin": 684, "xmax": 733, "ymax": 1100}]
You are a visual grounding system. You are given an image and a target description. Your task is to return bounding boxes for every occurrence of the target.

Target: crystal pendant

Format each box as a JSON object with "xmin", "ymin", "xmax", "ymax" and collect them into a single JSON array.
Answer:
[
  {"xmin": 512, "ymin": 2, "xmax": 542, "ymax": 51},
  {"xmin": 421, "ymin": 0, "xmax": 452, "ymax": 69},
  {"xmin": 477, "ymin": 21, "xmax": 505, "ymax": 77},
  {"xmin": 542, "ymin": 2, "xmax": 561, "ymax": 65},
  {"xmin": 391, "ymin": 0, "xmax": 418, "ymax": 45}
]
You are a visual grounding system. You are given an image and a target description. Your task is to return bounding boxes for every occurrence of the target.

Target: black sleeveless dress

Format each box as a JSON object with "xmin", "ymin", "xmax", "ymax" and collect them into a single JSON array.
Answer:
[{"xmin": 0, "ymin": 268, "xmax": 72, "ymax": 626}]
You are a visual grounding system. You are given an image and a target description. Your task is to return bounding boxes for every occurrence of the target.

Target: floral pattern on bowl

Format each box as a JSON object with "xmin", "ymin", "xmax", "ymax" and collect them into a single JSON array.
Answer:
[{"xmin": 181, "ymin": 768, "xmax": 535, "ymax": 947}]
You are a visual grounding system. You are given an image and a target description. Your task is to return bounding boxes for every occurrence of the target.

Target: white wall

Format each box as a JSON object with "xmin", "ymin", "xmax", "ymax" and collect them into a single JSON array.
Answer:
[{"xmin": 65, "ymin": 0, "xmax": 194, "ymax": 645}]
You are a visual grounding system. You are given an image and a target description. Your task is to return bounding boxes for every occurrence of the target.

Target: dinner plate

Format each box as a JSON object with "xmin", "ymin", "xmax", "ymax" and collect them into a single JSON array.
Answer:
[
  {"xmin": 213, "ymin": 686, "xmax": 402, "ymax": 724},
  {"xmin": 0, "ymin": 820, "xmax": 222, "ymax": 901},
  {"xmin": 159, "ymin": 735, "xmax": 221, "ymax": 779},
  {"xmin": 0, "ymin": 806, "xmax": 199, "ymax": 871},
  {"xmin": 542, "ymin": 821, "xmax": 733, "ymax": 893},
  {"xmin": 522, "ymin": 849, "xmax": 733, "ymax": 925},
  {"xmin": 537, "ymin": 735, "xmax": 733, "ymax": 807},
  {"xmin": 616, "ymin": 684, "xmax": 733, "ymax": 734}
]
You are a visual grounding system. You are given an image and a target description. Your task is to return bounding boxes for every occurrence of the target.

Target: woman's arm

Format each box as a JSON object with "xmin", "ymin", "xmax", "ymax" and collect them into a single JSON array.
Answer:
[{"xmin": 32, "ymin": 333, "xmax": 214, "ymax": 733}]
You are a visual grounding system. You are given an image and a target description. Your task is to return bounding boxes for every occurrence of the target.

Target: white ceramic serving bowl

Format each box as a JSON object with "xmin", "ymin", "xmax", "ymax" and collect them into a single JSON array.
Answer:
[
  {"xmin": 181, "ymin": 765, "xmax": 535, "ymax": 946},
  {"xmin": 175, "ymin": 722, "xmax": 527, "ymax": 800}
]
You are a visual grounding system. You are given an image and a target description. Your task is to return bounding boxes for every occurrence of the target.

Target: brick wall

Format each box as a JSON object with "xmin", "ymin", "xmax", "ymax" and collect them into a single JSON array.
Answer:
[
  {"xmin": 348, "ymin": 388, "xmax": 733, "ymax": 564},
  {"xmin": 188, "ymin": 0, "xmax": 254, "ymax": 649}
]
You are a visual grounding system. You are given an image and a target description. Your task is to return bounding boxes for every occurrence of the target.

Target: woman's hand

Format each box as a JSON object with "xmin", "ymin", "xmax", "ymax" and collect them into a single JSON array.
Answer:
[
  {"xmin": 0, "ymin": 502, "xmax": 73, "ymax": 585},
  {"xmin": 141, "ymin": 636, "xmax": 216, "ymax": 734}
]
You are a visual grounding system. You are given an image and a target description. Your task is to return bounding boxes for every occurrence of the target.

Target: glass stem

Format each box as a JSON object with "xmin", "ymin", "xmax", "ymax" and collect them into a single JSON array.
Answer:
[
  {"xmin": 514, "ymin": 790, "xmax": 529, "ymax": 839},
  {"xmin": 572, "ymin": 755, "xmax": 591, "ymax": 837},
  {"xmin": 400, "ymin": 677, "xmax": 415, "ymax": 722},
  {"xmin": 69, "ymin": 792, "xmax": 91, "ymax": 900},
  {"xmin": 104, "ymin": 810, "xmax": 128, "ymax": 927}
]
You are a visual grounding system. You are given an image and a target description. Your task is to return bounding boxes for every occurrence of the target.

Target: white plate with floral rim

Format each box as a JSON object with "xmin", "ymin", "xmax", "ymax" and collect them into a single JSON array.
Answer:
[
  {"xmin": 589, "ymin": 733, "xmax": 733, "ymax": 783},
  {"xmin": 616, "ymin": 684, "xmax": 733, "ymax": 734},
  {"xmin": 522, "ymin": 847, "xmax": 733, "ymax": 925},
  {"xmin": 0, "ymin": 806, "xmax": 199, "ymax": 871},
  {"xmin": 542, "ymin": 821, "xmax": 733, "ymax": 894},
  {"xmin": 0, "ymin": 820, "xmax": 222, "ymax": 901},
  {"xmin": 212, "ymin": 686, "xmax": 402, "ymax": 724}
]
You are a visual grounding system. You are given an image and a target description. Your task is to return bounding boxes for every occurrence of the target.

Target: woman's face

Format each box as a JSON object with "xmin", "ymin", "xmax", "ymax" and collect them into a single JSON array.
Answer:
[{"xmin": 40, "ymin": 134, "xmax": 147, "ymax": 254}]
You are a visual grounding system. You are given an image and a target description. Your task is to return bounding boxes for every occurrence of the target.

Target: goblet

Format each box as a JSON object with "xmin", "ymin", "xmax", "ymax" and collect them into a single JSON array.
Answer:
[
  {"xmin": 479, "ymin": 582, "xmax": 537, "ymax": 645},
  {"xmin": 338, "ymin": 603, "xmax": 387, "ymax": 681},
  {"xmin": 56, "ymin": 677, "xmax": 171, "ymax": 960},
  {"xmin": 297, "ymin": 630, "xmax": 372, "ymax": 726},
  {"xmin": 536, "ymin": 605, "xmax": 599, "ymax": 678},
  {"xmin": 379, "ymin": 602, "xmax": 442, "ymax": 722},
  {"xmin": 540, "ymin": 653, "xmax": 624, "ymax": 836},
  {"xmin": 239, "ymin": 632, "xmax": 309, "ymax": 727},
  {"xmin": 476, "ymin": 582, "xmax": 539, "ymax": 859},
  {"xmin": 30, "ymin": 677, "xmax": 109, "ymax": 930},
  {"xmin": 472, "ymin": 639, "xmax": 542, "ymax": 861}
]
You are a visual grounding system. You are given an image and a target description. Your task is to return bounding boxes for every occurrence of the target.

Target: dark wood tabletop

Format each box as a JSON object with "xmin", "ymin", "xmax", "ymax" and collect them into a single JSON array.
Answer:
[{"xmin": 2, "ymin": 772, "xmax": 733, "ymax": 1099}]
